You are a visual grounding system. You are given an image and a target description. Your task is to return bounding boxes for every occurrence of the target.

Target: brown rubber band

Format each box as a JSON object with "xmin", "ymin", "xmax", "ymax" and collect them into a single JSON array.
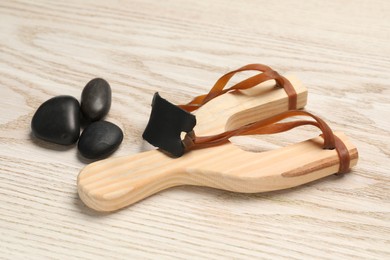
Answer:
[
  {"xmin": 334, "ymin": 135, "xmax": 351, "ymax": 174},
  {"xmin": 150, "ymin": 63, "xmax": 348, "ymax": 172},
  {"xmin": 182, "ymin": 110, "xmax": 350, "ymax": 174},
  {"xmin": 178, "ymin": 64, "xmax": 297, "ymax": 112}
]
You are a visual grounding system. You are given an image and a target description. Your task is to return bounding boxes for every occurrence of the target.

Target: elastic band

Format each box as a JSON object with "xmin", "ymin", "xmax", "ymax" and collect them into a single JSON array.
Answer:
[
  {"xmin": 143, "ymin": 64, "xmax": 350, "ymax": 173},
  {"xmin": 183, "ymin": 110, "xmax": 350, "ymax": 174},
  {"xmin": 178, "ymin": 64, "xmax": 297, "ymax": 112}
]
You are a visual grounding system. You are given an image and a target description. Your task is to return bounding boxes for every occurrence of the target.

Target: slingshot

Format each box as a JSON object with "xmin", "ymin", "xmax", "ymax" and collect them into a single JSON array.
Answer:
[{"xmin": 77, "ymin": 64, "xmax": 357, "ymax": 212}]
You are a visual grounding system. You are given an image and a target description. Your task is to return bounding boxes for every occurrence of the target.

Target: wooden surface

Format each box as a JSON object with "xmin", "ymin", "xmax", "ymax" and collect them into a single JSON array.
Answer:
[{"xmin": 0, "ymin": 0, "xmax": 389, "ymax": 259}]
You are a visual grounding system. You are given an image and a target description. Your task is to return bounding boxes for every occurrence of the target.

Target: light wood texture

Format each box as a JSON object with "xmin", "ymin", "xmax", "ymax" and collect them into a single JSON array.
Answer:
[
  {"xmin": 0, "ymin": 0, "xmax": 389, "ymax": 259},
  {"xmin": 78, "ymin": 132, "xmax": 358, "ymax": 212}
]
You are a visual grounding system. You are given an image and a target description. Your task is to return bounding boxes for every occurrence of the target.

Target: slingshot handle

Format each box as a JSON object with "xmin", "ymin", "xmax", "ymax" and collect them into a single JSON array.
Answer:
[{"xmin": 77, "ymin": 150, "xmax": 186, "ymax": 211}]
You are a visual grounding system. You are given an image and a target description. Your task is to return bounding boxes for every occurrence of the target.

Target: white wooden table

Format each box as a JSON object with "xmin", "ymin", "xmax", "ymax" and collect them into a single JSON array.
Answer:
[{"xmin": 1, "ymin": 0, "xmax": 389, "ymax": 259}]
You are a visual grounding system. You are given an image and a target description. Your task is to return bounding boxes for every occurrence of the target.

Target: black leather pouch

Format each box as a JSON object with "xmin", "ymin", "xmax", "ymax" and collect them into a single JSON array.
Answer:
[{"xmin": 142, "ymin": 93, "xmax": 196, "ymax": 157}]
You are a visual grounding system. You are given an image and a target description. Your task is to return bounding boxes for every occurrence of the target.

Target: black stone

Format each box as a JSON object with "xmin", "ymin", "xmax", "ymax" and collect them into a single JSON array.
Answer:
[
  {"xmin": 31, "ymin": 95, "xmax": 80, "ymax": 145},
  {"xmin": 78, "ymin": 121, "xmax": 123, "ymax": 159},
  {"xmin": 81, "ymin": 78, "xmax": 111, "ymax": 122}
]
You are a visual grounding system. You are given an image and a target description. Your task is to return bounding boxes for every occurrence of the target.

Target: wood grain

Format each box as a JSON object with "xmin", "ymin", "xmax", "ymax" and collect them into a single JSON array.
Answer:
[{"xmin": 0, "ymin": 0, "xmax": 389, "ymax": 259}]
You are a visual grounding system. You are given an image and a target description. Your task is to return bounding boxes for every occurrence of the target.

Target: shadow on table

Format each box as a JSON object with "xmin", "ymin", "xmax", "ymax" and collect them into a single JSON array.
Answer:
[
  {"xmin": 29, "ymin": 132, "xmax": 76, "ymax": 151},
  {"xmin": 73, "ymin": 194, "xmax": 112, "ymax": 217}
]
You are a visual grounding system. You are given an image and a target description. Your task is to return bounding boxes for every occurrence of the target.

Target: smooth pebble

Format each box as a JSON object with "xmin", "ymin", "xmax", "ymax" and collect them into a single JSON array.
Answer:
[
  {"xmin": 31, "ymin": 95, "xmax": 80, "ymax": 145},
  {"xmin": 81, "ymin": 78, "xmax": 111, "ymax": 122},
  {"xmin": 78, "ymin": 121, "xmax": 123, "ymax": 159}
]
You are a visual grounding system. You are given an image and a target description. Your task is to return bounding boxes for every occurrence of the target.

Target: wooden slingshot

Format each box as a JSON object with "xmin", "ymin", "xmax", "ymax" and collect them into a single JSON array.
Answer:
[{"xmin": 77, "ymin": 64, "xmax": 358, "ymax": 212}]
